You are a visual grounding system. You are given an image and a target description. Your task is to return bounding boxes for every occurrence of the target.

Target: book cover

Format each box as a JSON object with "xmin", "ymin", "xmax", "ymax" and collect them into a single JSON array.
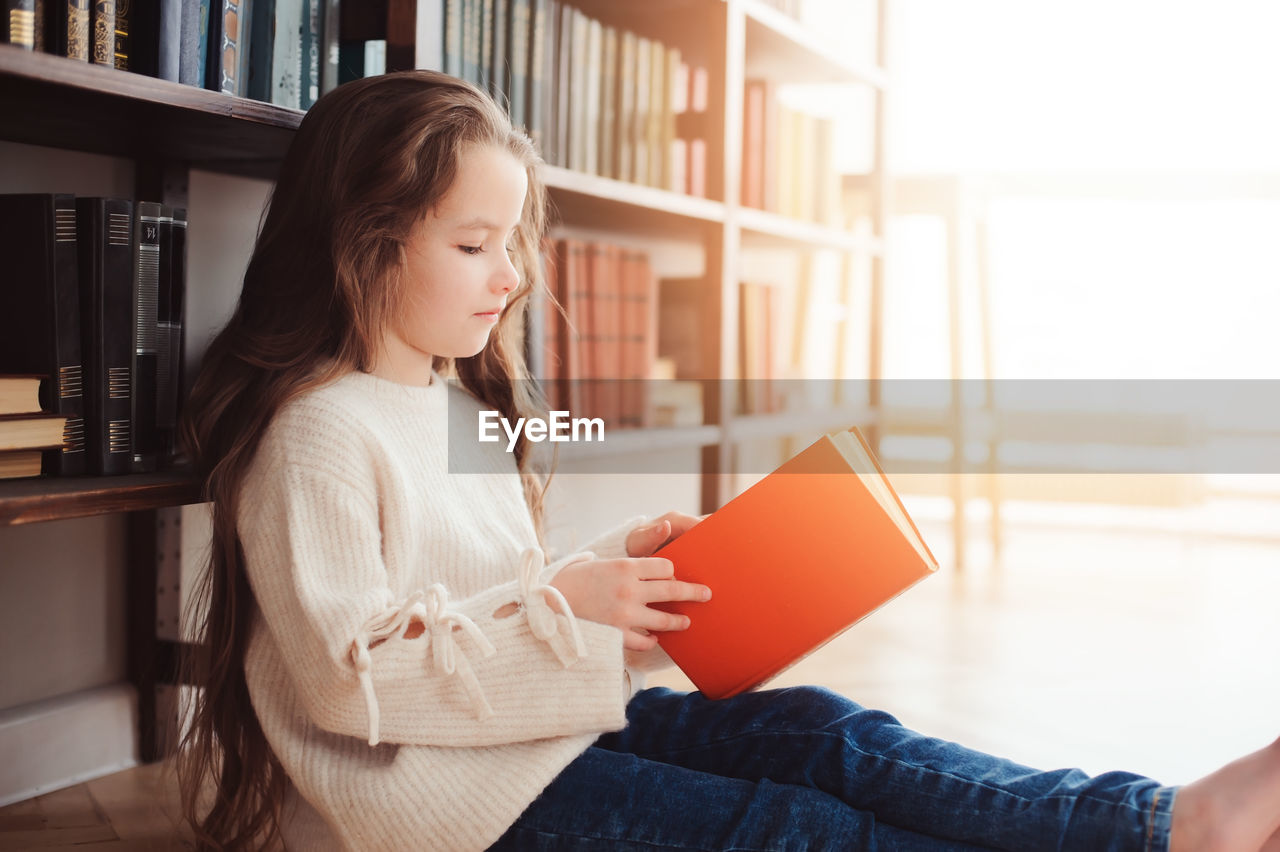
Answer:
[
  {"xmin": 130, "ymin": 201, "xmax": 162, "ymax": 472},
  {"xmin": 0, "ymin": 194, "xmax": 87, "ymax": 476},
  {"xmin": 76, "ymin": 197, "xmax": 134, "ymax": 476},
  {"xmin": 655, "ymin": 428, "xmax": 939, "ymax": 699}
]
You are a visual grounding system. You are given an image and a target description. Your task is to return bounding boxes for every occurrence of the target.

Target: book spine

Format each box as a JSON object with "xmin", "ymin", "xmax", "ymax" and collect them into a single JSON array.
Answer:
[
  {"xmin": 87, "ymin": 0, "xmax": 112, "ymax": 63},
  {"xmin": 319, "ymin": 0, "xmax": 338, "ymax": 95},
  {"xmin": 76, "ymin": 197, "xmax": 134, "ymax": 476},
  {"xmin": 212, "ymin": 0, "xmax": 247, "ymax": 95},
  {"xmin": 521, "ymin": 0, "xmax": 540, "ymax": 143},
  {"xmin": 159, "ymin": 0, "xmax": 180, "ymax": 81},
  {"xmin": 246, "ymin": 0, "xmax": 271, "ymax": 100},
  {"xmin": 178, "ymin": 0, "xmax": 204, "ymax": 86},
  {"xmin": 477, "ymin": 0, "xmax": 491, "ymax": 93},
  {"xmin": 60, "ymin": 0, "xmax": 90, "ymax": 60},
  {"xmin": 443, "ymin": 0, "xmax": 461, "ymax": 78},
  {"xmin": 552, "ymin": 1, "xmax": 569, "ymax": 167},
  {"xmin": 462, "ymin": 0, "xmax": 479, "ymax": 85},
  {"xmin": 301, "ymin": 0, "xmax": 320, "ymax": 108},
  {"xmin": 271, "ymin": 0, "xmax": 302, "ymax": 109},
  {"xmin": 490, "ymin": 0, "xmax": 506, "ymax": 104},
  {"xmin": 599, "ymin": 25, "xmax": 615, "ymax": 181},
  {"xmin": 131, "ymin": 201, "xmax": 162, "ymax": 472},
  {"xmin": 111, "ymin": 0, "xmax": 126, "ymax": 67},
  {"xmin": 53, "ymin": 196, "xmax": 86, "ymax": 474},
  {"xmin": 157, "ymin": 207, "xmax": 186, "ymax": 461},
  {"xmin": 412, "ymin": 0, "xmax": 444, "ymax": 71},
  {"xmin": 616, "ymin": 29, "xmax": 634, "ymax": 183},
  {"xmin": 2, "ymin": 0, "xmax": 36, "ymax": 49}
]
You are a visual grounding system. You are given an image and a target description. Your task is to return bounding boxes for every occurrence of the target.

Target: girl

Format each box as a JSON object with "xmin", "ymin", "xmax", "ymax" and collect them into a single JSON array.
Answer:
[{"xmin": 177, "ymin": 70, "xmax": 1280, "ymax": 851}]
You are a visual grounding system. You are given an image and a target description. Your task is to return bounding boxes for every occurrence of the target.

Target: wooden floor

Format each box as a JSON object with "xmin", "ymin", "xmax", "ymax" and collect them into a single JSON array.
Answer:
[{"xmin": 4, "ymin": 513, "xmax": 1280, "ymax": 848}]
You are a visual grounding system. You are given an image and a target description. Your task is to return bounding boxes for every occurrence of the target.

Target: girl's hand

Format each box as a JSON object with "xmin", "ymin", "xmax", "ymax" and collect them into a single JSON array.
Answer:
[
  {"xmin": 549, "ymin": 557, "xmax": 712, "ymax": 651},
  {"xmin": 625, "ymin": 511, "xmax": 709, "ymax": 558}
]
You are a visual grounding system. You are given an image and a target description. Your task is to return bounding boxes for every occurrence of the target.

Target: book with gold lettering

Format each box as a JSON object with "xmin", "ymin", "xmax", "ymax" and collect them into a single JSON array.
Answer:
[{"xmin": 655, "ymin": 427, "xmax": 938, "ymax": 699}]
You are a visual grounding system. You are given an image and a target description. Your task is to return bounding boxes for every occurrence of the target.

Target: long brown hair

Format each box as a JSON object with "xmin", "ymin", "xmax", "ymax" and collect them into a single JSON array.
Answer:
[{"xmin": 176, "ymin": 70, "xmax": 555, "ymax": 850}]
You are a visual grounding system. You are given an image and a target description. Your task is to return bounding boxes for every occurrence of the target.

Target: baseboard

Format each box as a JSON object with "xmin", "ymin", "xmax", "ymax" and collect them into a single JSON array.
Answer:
[{"xmin": 0, "ymin": 682, "xmax": 140, "ymax": 807}]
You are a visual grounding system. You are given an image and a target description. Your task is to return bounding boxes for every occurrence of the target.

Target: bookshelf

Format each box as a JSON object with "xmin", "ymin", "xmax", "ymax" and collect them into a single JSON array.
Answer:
[{"xmin": 0, "ymin": 0, "xmax": 888, "ymax": 773}]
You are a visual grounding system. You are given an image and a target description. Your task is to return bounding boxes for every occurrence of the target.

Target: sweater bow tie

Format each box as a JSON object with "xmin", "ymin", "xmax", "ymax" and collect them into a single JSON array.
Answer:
[
  {"xmin": 350, "ymin": 585, "xmax": 497, "ymax": 746},
  {"xmin": 517, "ymin": 547, "xmax": 589, "ymax": 667}
]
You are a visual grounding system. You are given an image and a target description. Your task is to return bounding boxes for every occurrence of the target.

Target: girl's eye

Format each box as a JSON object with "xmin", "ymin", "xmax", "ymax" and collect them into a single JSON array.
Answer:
[{"xmin": 460, "ymin": 245, "xmax": 483, "ymax": 255}]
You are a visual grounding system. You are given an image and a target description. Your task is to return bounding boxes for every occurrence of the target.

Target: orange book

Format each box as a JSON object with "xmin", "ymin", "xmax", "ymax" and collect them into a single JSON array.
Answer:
[{"xmin": 655, "ymin": 427, "xmax": 939, "ymax": 699}]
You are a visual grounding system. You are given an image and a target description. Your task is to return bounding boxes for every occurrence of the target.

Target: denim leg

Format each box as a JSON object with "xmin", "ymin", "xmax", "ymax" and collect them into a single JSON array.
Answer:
[
  {"xmin": 489, "ymin": 746, "xmax": 994, "ymax": 851},
  {"xmin": 593, "ymin": 687, "xmax": 1176, "ymax": 852}
]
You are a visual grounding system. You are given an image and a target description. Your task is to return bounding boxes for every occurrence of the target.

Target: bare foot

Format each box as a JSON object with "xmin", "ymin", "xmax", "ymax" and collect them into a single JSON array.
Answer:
[{"xmin": 1170, "ymin": 736, "xmax": 1280, "ymax": 852}]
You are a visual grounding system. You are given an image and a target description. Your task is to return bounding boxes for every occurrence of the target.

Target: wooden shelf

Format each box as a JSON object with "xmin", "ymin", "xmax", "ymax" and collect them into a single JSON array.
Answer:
[
  {"xmin": 0, "ymin": 46, "xmax": 300, "ymax": 179},
  {"xmin": 542, "ymin": 165, "xmax": 727, "ymax": 236},
  {"xmin": 0, "ymin": 470, "xmax": 203, "ymax": 526},
  {"xmin": 741, "ymin": 0, "xmax": 887, "ymax": 87},
  {"xmin": 738, "ymin": 206, "xmax": 884, "ymax": 253}
]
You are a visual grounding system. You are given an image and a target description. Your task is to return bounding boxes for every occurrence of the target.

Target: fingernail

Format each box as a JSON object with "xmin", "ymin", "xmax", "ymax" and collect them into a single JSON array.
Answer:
[{"xmin": 702, "ymin": 588, "xmax": 712, "ymax": 601}]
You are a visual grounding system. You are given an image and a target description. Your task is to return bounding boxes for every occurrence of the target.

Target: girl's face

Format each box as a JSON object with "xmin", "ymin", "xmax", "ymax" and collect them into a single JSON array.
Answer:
[{"xmin": 375, "ymin": 144, "xmax": 528, "ymax": 385}]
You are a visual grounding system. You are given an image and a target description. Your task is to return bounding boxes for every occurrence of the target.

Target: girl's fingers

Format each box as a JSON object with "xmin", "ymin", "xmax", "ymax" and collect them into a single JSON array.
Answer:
[
  {"xmin": 638, "ymin": 579, "xmax": 712, "ymax": 604},
  {"xmin": 623, "ymin": 629, "xmax": 660, "ymax": 652},
  {"xmin": 636, "ymin": 608, "xmax": 692, "ymax": 634},
  {"xmin": 633, "ymin": 557, "xmax": 677, "ymax": 580}
]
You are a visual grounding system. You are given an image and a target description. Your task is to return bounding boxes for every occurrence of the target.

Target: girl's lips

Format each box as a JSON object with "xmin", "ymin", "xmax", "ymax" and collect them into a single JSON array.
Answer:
[{"xmin": 475, "ymin": 311, "xmax": 501, "ymax": 322}]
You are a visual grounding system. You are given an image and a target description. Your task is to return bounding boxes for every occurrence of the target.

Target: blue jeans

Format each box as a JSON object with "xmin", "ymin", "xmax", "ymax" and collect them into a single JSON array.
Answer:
[{"xmin": 489, "ymin": 686, "xmax": 1176, "ymax": 851}]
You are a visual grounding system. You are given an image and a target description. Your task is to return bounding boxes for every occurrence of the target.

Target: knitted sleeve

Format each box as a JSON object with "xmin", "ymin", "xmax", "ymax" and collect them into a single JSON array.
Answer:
[{"xmin": 237, "ymin": 456, "xmax": 629, "ymax": 749}]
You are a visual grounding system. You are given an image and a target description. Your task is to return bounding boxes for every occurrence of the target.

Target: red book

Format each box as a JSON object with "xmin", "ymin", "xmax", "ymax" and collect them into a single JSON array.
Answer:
[{"xmin": 656, "ymin": 427, "xmax": 939, "ymax": 699}]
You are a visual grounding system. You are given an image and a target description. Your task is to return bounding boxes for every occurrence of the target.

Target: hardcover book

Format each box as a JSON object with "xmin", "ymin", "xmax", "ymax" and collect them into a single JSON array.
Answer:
[
  {"xmin": 0, "ymin": 194, "xmax": 87, "ymax": 476},
  {"xmin": 655, "ymin": 427, "xmax": 939, "ymax": 699},
  {"xmin": 76, "ymin": 196, "xmax": 134, "ymax": 475},
  {"xmin": 130, "ymin": 201, "xmax": 162, "ymax": 472},
  {"xmin": 0, "ymin": 374, "xmax": 43, "ymax": 416}
]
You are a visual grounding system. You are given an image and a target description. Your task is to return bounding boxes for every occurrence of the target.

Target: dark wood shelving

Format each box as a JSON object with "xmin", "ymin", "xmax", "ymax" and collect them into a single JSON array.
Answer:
[
  {"xmin": 0, "ymin": 46, "xmax": 300, "ymax": 179},
  {"xmin": 0, "ymin": 470, "xmax": 203, "ymax": 526}
]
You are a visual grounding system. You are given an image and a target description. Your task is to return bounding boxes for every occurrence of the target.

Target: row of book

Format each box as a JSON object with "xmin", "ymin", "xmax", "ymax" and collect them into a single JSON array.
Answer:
[
  {"xmin": 533, "ymin": 238, "xmax": 658, "ymax": 430},
  {"xmin": 0, "ymin": 194, "xmax": 186, "ymax": 479},
  {"xmin": 355, "ymin": 1, "xmax": 712, "ymax": 195},
  {"xmin": 742, "ymin": 79, "xmax": 842, "ymax": 226},
  {"xmin": 0, "ymin": 0, "xmax": 340, "ymax": 107}
]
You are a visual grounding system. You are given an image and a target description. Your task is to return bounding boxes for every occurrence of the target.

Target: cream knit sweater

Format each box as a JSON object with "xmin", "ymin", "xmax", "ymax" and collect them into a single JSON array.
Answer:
[{"xmin": 236, "ymin": 369, "xmax": 651, "ymax": 851}]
